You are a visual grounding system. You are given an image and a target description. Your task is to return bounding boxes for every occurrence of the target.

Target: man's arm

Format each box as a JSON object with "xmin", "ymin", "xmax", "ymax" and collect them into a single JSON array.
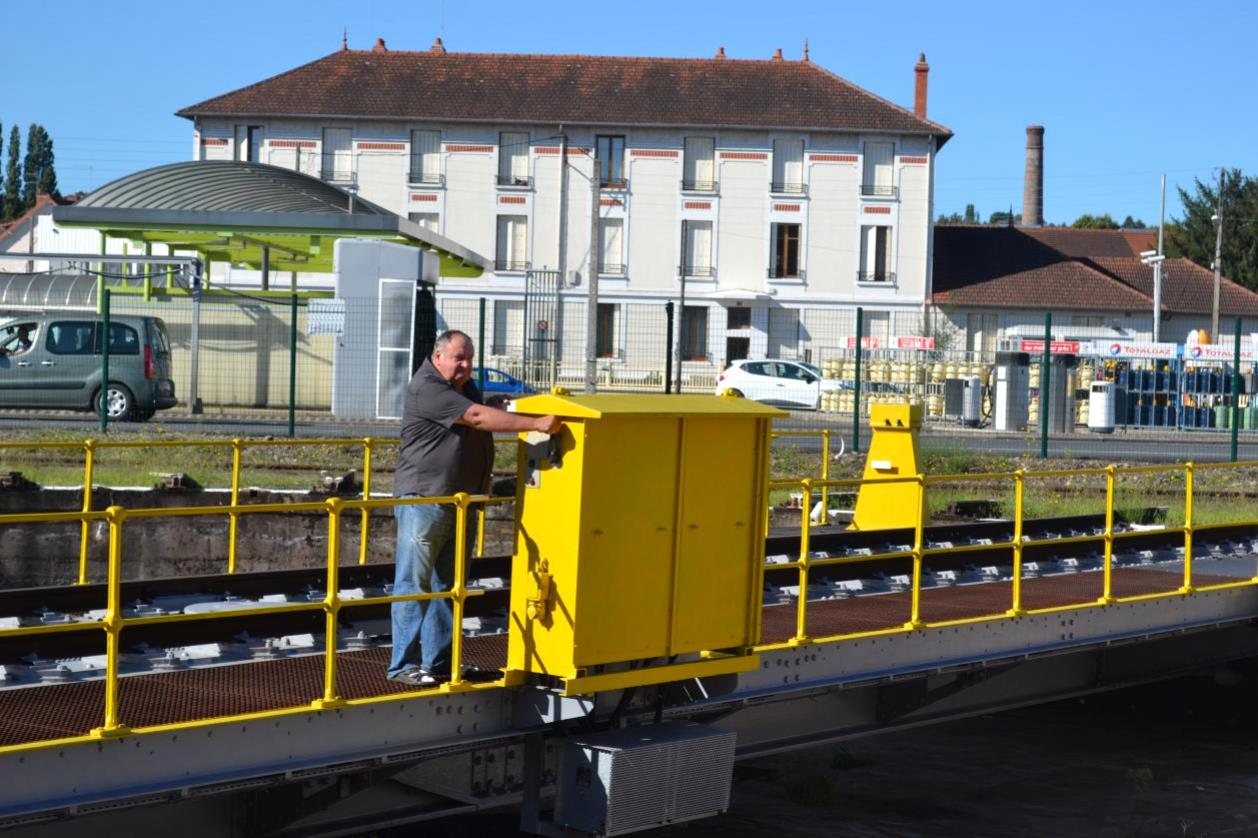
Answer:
[{"xmin": 458, "ymin": 404, "xmax": 563, "ymax": 435}]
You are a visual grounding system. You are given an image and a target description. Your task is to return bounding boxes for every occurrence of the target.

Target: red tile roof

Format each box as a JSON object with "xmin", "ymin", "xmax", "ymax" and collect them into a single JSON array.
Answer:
[
  {"xmin": 932, "ymin": 225, "xmax": 1258, "ymax": 317},
  {"xmin": 177, "ymin": 48, "xmax": 952, "ymax": 140},
  {"xmin": 1021, "ymin": 227, "xmax": 1156, "ymax": 258},
  {"xmin": 0, "ymin": 193, "xmax": 70, "ymax": 249},
  {"xmin": 932, "ymin": 226, "xmax": 1153, "ymax": 310},
  {"xmin": 1090, "ymin": 257, "xmax": 1258, "ymax": 317}
]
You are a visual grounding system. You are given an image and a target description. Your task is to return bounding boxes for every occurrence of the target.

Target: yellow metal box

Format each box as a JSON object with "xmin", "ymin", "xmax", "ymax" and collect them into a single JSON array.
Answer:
[{"xmin": 505, "ymin": 392, "xmax": 785, "ymax": 694}]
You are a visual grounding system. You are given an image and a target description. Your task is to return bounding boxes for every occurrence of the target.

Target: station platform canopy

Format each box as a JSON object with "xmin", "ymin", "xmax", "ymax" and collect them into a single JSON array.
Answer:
[{"xmin": 52, "ymin": 160, "xmax": 489, "ymax": 279}]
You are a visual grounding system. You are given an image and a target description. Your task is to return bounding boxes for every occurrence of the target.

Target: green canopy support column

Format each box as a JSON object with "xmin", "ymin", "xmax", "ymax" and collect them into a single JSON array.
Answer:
[
  {"xmin": 289, "ymin": 293, "xmax": 298, "ymax": 438},
  {"xmin": 96, "ymin": 235, "xmax": 106, "ymax": 314}
]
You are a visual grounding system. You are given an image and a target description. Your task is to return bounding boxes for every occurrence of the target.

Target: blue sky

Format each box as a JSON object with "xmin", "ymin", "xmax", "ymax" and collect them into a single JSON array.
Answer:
[{"xmin": 8, "ymin": 0, "xmax": 1255, "ymax": 225}]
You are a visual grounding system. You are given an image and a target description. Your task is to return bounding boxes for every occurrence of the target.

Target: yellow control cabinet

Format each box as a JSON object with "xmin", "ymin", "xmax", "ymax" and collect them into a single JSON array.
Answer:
[{"xmin": 505, "ymin": 392, "xmax": 785, "ymax": 695}]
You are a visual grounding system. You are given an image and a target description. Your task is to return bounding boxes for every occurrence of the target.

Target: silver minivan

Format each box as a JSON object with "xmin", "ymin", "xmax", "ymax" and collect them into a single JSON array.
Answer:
[{"xmin": 0, "ymin": 314, "xmax": 176, "ymax": 421}]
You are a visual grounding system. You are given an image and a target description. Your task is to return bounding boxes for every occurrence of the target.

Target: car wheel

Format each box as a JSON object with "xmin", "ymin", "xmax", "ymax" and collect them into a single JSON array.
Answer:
[
  {"xmin": 728, "ymin": 389, "xmax": 744, "ymax": 398},
  {"xmin": 95, "ymin": 383, "xmax": 135, "ymax": 421}
]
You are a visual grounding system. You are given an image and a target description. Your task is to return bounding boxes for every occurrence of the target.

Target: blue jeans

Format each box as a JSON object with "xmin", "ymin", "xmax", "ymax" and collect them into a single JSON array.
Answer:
[{"xmin": 388, "ymin": 500, "xmax": 474, "ymax": 677}]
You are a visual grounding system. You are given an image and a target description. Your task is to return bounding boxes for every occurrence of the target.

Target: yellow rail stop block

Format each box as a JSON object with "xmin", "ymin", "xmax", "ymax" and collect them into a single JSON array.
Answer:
[
  {"xmin": 505, "ymin": 391, "xmax": 785, "ymax": 694},
  {"xmin": 851, "ymin": 402, "xmax": 924, "ymax": 532}
]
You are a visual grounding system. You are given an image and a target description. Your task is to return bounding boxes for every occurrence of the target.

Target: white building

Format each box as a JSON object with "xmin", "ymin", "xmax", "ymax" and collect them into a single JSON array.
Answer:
[{"xmin": 178, "ymin": 39, "xmax": 952, "ymax": 380}]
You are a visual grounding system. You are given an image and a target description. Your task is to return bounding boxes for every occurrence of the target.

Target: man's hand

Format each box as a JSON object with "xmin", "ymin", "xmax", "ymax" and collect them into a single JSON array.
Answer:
[{"xmin": 533, "ymin": 415, "xmax": 563, "ymax": 435}]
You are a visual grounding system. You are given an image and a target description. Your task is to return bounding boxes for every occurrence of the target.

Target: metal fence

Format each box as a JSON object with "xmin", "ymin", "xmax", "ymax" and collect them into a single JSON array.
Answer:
[{"xmin": 3, "ymin": 291, "xmax": 1258, "ymax": 463}]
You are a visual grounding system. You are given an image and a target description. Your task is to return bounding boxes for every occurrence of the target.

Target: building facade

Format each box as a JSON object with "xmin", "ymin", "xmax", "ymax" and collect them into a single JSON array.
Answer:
[{"xmin": 178, "ymin": 40, "xmax": 952, "ymax": 383}]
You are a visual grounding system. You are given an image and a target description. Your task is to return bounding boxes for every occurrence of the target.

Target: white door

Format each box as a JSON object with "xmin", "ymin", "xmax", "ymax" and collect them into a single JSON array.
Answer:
[{"xmin": 774, "ymin": 361, "xmax": 819, "ymax": 408}]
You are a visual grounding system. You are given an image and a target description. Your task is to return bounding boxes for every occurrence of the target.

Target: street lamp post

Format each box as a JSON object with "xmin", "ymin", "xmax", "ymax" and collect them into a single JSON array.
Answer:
[{"xmin": 1140, "ymin": 249, "xmax": 1166, "ymax": 342}]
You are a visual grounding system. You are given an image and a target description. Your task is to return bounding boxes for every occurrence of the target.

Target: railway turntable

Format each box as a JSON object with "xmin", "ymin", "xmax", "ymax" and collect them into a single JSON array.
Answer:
[{"xmin": 1, "ymin": 396, "xmax": 1258, "ymax": 836}]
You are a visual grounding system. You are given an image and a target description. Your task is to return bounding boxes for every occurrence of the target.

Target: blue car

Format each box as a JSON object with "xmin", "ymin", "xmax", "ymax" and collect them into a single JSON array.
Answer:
[{"xmin": 474, "ymin": 368, "xmax": 535, "ymax": 395}]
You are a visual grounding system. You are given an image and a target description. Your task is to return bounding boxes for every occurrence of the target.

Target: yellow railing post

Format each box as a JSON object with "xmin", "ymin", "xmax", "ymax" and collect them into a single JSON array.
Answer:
[
  {"xmin": 819, "ymin": 430, "xmax": 831, "ymax": 522},
  {"xmin": 92, "ymin": 505, "xmax": 131, "ymax": 738},
  {"xmin": 1184, "ymin": 462, "xmax": 1197, "ymax": 592},
  {"xmin": 227, "ymin": 438, "xmax": 243, "ymax": 574},
  {"xmin": 450, "ymin": 493, "xmax": 471, "ymax": 687},
  {"xmin": 1099, "ymin": 465, "xmax": 1116, "ymax": 604},
  {"xmin": 358, "ymin": 438, "xmax": 373, "ymax": 566},
  {"xmin": 793, "ymin": 478, "xmax": 813, "ymax": 644},
  {"xmin": 314, "ymin": 497, "xmax": 346, "ymax": 709},
  {"xmin": 906, "ymin": 475, "xmax": 927, "ymax": 629},
  {"xmin": 476, "ymin": 502, "xmax": 487, "ymax": 558},
  {"xmin": 1008, "ymin": 470, "xmax": 1026, "ymax": 616},
  {"xmin": 78, "ymin": 439, "xmax": 96, "ymax": 585}
]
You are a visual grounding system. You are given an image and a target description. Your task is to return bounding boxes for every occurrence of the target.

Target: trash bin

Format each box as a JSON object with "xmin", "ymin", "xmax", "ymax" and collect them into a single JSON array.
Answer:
[{"xmin": 1087, "ymin": 381, "xmax": 1115, "ymax": 434}]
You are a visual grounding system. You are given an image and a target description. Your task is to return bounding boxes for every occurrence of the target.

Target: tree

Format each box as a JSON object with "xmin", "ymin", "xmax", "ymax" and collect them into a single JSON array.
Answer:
[
  {"xmin": 1071, "ymin": 213, "xmax": 1120, "ymax": 229},
  {"xmin": 1171, "ymin": 169, "xmax": 1258, "ymax": 291},
  {"xmin": 963, "ymin": 203, "xmax": 979, "ymax": 224},
  {"xmin": 1120, "ymin": 215, "xmax": 1147, "ymax": 229},
  {"xmin": 3, "ymin": 126, "xmax": 19, "ymax": 221},
  {"xmin": 988, "ymin": 209, "xmax": 1021, "ymax": 226},
  {"xmin": 21, "ymin": 124, "xmax": 58, "ymax": 209}
]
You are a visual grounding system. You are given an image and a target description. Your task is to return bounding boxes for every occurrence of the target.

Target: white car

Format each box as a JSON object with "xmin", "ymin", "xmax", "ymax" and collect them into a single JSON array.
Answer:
[{"xmin": 714, "ymin": 359, "xmax": 841, "ymax": 410}]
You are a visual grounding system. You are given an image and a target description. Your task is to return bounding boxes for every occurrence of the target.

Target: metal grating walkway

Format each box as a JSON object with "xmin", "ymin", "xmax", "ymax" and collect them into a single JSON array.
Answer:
[{"xmin": 0, "ymin": 569, "xmax": 1225, "ymax": 748}]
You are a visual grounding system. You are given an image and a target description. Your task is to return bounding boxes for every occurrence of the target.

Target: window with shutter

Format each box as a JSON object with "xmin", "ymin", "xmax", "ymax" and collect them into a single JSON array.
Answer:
[
  {"xmin": 862, "ymin": 142, "xmax": 895, "ymax": 197},
  {"xmin": 683, "ymin": 137, "xmax": 715, "ymax": 191},
  {"xmin": 772, "ymin": 140, "xmax": 804, "ymax": 194},
  {"xmin": 321, "ymin": 128, "xmax": 353, "ymax": 182},
  {"xmin": 410, "ymin": 131, "xmax": 441, "ymax": 185},
  {"xmin": 599, "ymin": 218, "xmax": 624, "ymax": 274},
  {"xmin": 498, "ymin": 132, "xmax": 530, "ymax": 186}
]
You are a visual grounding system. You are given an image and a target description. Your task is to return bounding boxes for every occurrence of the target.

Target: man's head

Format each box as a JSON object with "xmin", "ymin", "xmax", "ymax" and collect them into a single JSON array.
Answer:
[
  {"xmin": 432, "ymin": 330, "xmax": 474, "ymax": 388},
  {"xmin": 16, "ymin": 325, "xmax": 30, "ymax": 340}
]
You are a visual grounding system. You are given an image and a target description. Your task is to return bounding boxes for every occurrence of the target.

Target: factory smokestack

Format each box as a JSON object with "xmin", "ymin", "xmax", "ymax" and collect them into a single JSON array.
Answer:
[
  {"xmin": 913, "ymin": 53, "xmax": 929, "ymax": 119},
  {"xmin": 1022, "ymin": 125, "xmax": 1044, "ymax": 227}
]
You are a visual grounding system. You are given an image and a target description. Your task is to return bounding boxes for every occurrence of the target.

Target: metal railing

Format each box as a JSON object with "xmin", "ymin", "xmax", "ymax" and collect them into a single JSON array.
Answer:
[
  {"xmin": 407, "ymin": 172, "xmax": 445, "ymax": 187},
  {"xmin": 0, "ymin": 492, "xmax": 509, "ymax": 755},
  {"xmin": 768, "ymin": 266, "xmax": 804, "ymax": 280},
  {"xmin": 494, "ymin": 259, "xmax": 531, "ymax": 273},
  {"xmin": 857, "ymin": 271, "xmax": 895, "ymax": 284},
  {"xmin": 680, "ymin": 179, "xmax": 718, "ymax": 193},
  {"xmin": 598, "ymin": 263, "xmax": 626, "ymax": 276},
  {"xmin": 860, "ymin": 183, "xmax": 897, "ymax": 198},
  {"xmin": 770, "ymin": 181, "xmax": 807, "ymax": 195},
  {"xmin": 0, "ymin": 436, "xmax": 515, "ymax": 585},
  {"xmin": 496, "ymin": 174, "xmax": 532, "ymax": 188},
  {"xmin": 599, "ymin": 177, "xmax": 629, "ymax": 190},
  {"xmin": 678, "ymin": 264, "xmax": 714, "ymax": 277},
  {"xmin": 757, "ymin": 461, "xmax": 1258, "ymax": 650}
]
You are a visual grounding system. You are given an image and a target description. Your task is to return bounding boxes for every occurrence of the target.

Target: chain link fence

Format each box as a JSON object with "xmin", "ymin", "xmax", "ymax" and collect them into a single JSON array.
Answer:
[{"xmin": 2, "ymin": 286, "xmax": 1257, "ymax": 463}]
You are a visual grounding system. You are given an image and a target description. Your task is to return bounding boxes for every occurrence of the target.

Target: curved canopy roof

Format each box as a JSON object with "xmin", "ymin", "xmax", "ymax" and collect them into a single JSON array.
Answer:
[{"xmin": 55, "ymin": 161, "xmax": 487, "ymax": 278}]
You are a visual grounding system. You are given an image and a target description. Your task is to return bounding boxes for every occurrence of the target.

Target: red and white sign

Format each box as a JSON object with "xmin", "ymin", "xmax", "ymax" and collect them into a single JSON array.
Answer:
[
  {"xmin": 895, "ymin": 336, "xmax": 936, "ymax": 350},
  {"xmin": 1018, "ymin": 339, "xmax": 1081, "ymax": 355},
  {"xmin": 1186, "ymin": 343, "xmax": 1257, "ymax": 362},
  {"xmin": 842, "ymin": 336, "xmax": 881, "ymax": 349}
]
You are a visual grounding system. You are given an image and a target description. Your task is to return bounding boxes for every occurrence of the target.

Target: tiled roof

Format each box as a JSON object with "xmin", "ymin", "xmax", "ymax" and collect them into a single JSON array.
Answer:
[
  {"xmin": 932, "ymin": 225, "xmax": 1153, "ymax": 310},
  {"xmin": 0, "ymin": 194, "xmax": 67, "ymax": 250},
  {"xmin": 177, "ymin": 47, "xmax": 952, "ymax": 140},
  {"xmin": 1090, "ymin": 257, "xmax": 1258, "ymax": 317},
  {"xmin": 932, "ymin": 225, "xmax": 1258, "ymax": 317},
  {"xmin": 1021, "ymin": 227, "xmax": 1156, "ymax": 258}
]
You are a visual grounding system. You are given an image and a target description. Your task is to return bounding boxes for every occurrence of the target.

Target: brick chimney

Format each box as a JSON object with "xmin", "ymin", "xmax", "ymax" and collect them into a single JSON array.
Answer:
[
  {"xmin": 372, "ymin": 37, "xmax": 388, "ymax": 53},
  {"xmin": 431, "ymin": 36, "xmax": 446, "ymax": 54},
  {"xmin": 1022, "ymin": 125, "xmax": 1045, "ymax": 227},
  {"xmin": 914, "ymin": 53, "xmax": 929, "ymax": 119}
]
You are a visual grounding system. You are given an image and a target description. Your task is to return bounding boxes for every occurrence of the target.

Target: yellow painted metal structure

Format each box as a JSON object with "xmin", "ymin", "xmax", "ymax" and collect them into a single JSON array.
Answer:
[
  {"xmin": 2, "ymin": 432, "xmax": 1258, "ymax": 755},
  {"xmin": 504, "ymin": 391, "xmax": 785, "ymax": 694},
  {"xmin": 850, "ymin": 403, "xmax": 924, "ymax": 531}
]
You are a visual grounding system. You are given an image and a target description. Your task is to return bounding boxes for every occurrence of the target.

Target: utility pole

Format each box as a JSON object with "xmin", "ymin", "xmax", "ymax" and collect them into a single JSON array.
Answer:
[
  {"xmin": 1211, "ymin": 168, "xmax": 1224, "ymax": 342},
  {"xmin": 1153, "ymin": 174, "xmax": 1165, "ymax": 342},
  {"xmin": 583, "ymin": 146, "xmax": 601, "ymax": 393}
]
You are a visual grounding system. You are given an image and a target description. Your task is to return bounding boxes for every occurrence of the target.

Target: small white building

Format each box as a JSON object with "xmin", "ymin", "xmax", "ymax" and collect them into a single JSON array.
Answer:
[{"xmin": 178, "ymin": 39, "xmax": 952, "ymax": 381}]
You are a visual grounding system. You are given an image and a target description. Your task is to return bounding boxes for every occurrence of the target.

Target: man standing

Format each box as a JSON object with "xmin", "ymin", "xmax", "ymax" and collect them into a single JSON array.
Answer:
[{"xmin": 389, "ymin": 329, "xmax": 562, "ymax": 686}]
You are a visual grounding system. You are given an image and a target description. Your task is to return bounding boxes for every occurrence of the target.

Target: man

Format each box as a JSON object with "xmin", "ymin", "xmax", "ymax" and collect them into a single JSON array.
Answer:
[
  {"xmin": 389, "ymin": 329, "xmax": 562, "ymax": 686},
  {"xmin": 0, "ymin": 324, "xmax": 34, "ymax": 357}
]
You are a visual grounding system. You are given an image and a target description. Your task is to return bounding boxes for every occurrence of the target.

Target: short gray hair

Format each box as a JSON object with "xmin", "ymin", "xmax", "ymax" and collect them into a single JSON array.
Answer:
[{"xmin": 433, "ymin": 329, "xmax": 473, "ymax": 354}]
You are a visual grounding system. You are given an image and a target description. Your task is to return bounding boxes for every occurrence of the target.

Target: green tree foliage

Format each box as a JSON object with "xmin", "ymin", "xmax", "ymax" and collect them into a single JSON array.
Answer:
[
  {"xmin": 963, "ymin": 203, "xmax": 979, "ymax": 224},
  {"xmin": 1120, "ymin": 215, "xmax": 1147, "ymax": 229},
  {"xmin": 3, "ymin": 126, "xmax": 19, "ymax": 221},
  {"xmin": 1071, "ymin": 213, "xmax": 1120, "ymax": 229},
  {"xmin": 1172, "ymin": 169, "xmax": 1258, "ymax": 291},
  {"xmin": 988, "ymin": 209, "xmax": 1021, "ymax": 226},
  {"xmin": 21, "ymin": 124, "xmax": 58, "ymax": 209}
]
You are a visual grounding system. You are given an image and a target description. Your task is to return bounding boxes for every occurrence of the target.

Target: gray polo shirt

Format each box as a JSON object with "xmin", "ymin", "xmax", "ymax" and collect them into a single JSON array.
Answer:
[{"xmin": 394, "ymin": 358, "xmax": 494, "ymax": 498}]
